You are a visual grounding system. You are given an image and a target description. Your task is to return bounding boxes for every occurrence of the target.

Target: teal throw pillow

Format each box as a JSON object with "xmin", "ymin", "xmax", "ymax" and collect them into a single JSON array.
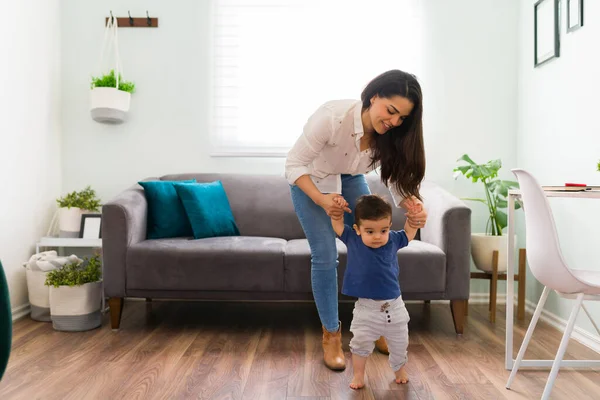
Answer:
[
  {"xmin": 173, "ymin": 181, "xmax": 240, "ymax": 239},
  {"xmin": 138, "ymin": 179, "xmax": 196, "ymax": 239}
]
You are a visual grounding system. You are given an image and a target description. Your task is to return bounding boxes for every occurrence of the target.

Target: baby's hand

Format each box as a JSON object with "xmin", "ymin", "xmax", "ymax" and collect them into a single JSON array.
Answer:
[{"xmin": 333, "ymin": 196, "xmax": 350, "ymax": 210}]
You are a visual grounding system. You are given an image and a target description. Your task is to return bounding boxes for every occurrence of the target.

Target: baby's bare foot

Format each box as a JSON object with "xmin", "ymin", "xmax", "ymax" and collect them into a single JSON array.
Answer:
[
  {"xmin": 395, "ymin": 365, "xmax": 409, "ymax": 384},
  {"xmin": 350, "ymin": 376, "xmax": 365, "ymax": 390}
]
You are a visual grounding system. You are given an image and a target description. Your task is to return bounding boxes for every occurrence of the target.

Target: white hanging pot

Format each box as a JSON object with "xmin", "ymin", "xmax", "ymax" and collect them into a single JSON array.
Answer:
[
  {"xmin": 90, "ymin": 87, "xmax": 130, "ymax": 123},
  {"xmin": 58, "ymin": 207, "xmax": 84, "ymax": 238},
  {"xmin": 90, "ymin": 16, "xmax": 131, "ymax": 124},
  {"xmin": 49, "ymin": 281, "xmax": 102, "ymax": 331}
]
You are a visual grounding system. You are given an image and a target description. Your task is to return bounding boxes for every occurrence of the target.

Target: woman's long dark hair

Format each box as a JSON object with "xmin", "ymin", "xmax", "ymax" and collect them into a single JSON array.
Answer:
[{"xmin": 361, "ymin": 69, "xmax": 426, "ymax": 201}]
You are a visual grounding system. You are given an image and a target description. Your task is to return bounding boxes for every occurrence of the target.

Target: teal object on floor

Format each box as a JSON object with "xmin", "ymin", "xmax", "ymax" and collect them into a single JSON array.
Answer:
[{"xmin": 0, "ymin": 260, "xmax": 11, "ymax": 380}]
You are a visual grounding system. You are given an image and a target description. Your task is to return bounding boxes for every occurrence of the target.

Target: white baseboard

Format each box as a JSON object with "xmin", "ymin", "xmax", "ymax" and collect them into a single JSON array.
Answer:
[{"xmin": 12, "ymin": 303, "xmax": 30, "ymax": 321}]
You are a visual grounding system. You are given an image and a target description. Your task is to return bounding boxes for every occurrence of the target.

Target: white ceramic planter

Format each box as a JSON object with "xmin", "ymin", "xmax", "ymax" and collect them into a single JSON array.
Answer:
[
  {"xmin": 90, "ymin": 87, "xmax": 131, "ymax": 124},
  {"xmin": 49, "ymin": 281, "xmax": 102, "ymax": 331},
  {"xmin": 58, "ymin": 207, "xmax": 85, "ymax": 238},
  {"xmin": 471, "ymin": 233, "xmax": 516, "ymax": 273}
]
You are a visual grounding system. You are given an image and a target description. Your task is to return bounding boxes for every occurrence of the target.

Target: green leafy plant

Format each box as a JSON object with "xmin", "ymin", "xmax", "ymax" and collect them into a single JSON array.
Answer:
[
  {"xmin": 91, "ymin": 69, "xmax": 135, "ymax": 93},
  {"xmin": 45, "ymin": 255, "xmax": 102, "ymax": 287},
  {"xmin": 597, "ymin": 160, "xmax": 600, "ymax": 171},
  {"xmin": 56, "ymin": 186, "xmax": 101, "ymax": 211},
  {"xmin": 453, "ymin": 154, "xmax": 521, "ymax": 236}
]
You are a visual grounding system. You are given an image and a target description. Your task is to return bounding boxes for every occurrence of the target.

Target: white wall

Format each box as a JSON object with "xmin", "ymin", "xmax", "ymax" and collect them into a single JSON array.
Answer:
[
  {"xmin": 517, "ymin": 1, "xmax": 600, "ymax": 336},
  {"xmin": 0, "ymin": 1, "xmax": 62, "ymax": 315},
  {"xmin": 58, "ymin": 1, "xmax": 519, "ymax": 295}
]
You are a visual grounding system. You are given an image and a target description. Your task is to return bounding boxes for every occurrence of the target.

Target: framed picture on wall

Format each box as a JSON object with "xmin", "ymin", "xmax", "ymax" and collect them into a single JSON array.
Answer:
[
  {"xmin": 567, "ymin": 0, "xmax": 584, "ymax": 32},
  {"xmin": 534, "ymin": 0, "xmax": 560, "ymax": 67},
  {"xmin": 79, "ymin": 214, "xmax": 102, "ymax": 239}
]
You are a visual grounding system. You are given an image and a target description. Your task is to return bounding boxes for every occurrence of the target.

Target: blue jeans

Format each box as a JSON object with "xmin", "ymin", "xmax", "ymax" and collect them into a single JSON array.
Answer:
[{"xmin": 290, "ymin": 174, "xmax": 371, "ymax": 332}]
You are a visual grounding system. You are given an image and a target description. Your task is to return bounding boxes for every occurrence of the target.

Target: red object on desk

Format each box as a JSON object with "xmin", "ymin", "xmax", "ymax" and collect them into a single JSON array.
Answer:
[{"xmin": 565, "ymin": 183, "xmax": 587, "ymax": 187}]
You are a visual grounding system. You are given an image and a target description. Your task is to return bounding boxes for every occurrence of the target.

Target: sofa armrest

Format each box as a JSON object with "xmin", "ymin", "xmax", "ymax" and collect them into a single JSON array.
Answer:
[
  {"xmin": 101, "ymin": 185, "xmax": 148, "ymax": 297},
  {"xmin": 419, "ymin": 181, "xmax": 472, "ymax": 300}
]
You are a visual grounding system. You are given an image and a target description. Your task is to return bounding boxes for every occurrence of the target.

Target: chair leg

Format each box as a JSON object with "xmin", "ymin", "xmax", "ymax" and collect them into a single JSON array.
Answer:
[
  {"xmin": 506, "ymin": 286, "xmax": 550, "ymax": 389},
  {"xmin": 490, "ymin": 251, "xmax": 499, "ymax": 323},
  {"xmin": 541, "ymin": 293, "xmax": 585, "ymax": 400},
  {"xmin": 518, "ymin": 249, "xmax": 526, "ymax": 320}
]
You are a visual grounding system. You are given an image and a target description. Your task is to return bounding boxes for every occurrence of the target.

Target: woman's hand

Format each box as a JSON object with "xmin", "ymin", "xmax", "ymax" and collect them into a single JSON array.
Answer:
[
  {"xmin": 318, "ymin": 194, "xmax": 351, "ymax": 219},
  {"xmin": 401, "ymin": 196, "xmax": 428, "ymax": 229}
]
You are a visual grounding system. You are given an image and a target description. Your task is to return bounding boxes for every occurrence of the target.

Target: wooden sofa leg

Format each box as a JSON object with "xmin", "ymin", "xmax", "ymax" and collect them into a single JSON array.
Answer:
[
  {"xmin": 109, "ymin": 297, "xmax": 124, "ymax": 330},
  {"xmin": 450, "ymin": 300, "xmax": 467, "ymax": 335}
]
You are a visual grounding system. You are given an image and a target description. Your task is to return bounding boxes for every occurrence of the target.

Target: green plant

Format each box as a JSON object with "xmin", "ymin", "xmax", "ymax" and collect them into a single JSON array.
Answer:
[
  {"xmin": 597, "ymin": 160, "xmax": 600, "ymax": 171},
  {"xmin": 56, "ymin": 186, "xmax": 101, "ymax": 211},
  {"xmin": 45, "ymin": 255, "xmax": 102, "ymax": 287},
  {"xmin": 453, "ymin": 154, "xmax": 521, "ymax": 236},
  {"xmin": 91, "ymin": 69, "xmax": 135, "ymax": 93}
]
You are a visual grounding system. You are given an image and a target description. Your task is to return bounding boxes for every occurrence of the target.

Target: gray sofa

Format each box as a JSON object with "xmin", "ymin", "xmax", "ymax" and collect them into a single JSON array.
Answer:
[{"xmin": 102, "ymin": 173, "xmax": 471, "ymax": 333}]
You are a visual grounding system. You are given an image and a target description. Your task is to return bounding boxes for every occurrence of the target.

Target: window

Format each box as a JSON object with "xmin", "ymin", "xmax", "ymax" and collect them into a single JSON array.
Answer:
[{"xmin": 211, "ymin": 0, "xmax": 422, "ymax": 157}]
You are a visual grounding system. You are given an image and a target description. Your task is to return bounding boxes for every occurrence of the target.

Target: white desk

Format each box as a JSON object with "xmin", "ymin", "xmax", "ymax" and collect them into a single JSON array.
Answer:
[{"xmin": 505, "ymin": 188, "xmax": 600, "ymax": 370}]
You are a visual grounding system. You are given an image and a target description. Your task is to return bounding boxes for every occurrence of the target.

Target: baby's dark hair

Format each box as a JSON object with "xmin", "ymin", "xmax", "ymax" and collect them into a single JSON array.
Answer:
[{"xmin": 354, "ymin": 195, "xmax": 392, "ymax": 226}]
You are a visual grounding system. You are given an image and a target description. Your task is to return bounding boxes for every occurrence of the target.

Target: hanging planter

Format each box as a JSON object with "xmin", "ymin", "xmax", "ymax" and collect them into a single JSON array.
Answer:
[
  {"xmin": 90, "ymin": 16, "xmax": 135, "ymax": 124},
  {"xmin": 45, "ymin": 255, "xmax": 103, "ymax": 332}
]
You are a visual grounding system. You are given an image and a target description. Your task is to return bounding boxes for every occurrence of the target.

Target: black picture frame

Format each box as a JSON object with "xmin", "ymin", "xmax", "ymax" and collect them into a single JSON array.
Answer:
[
  {"xmin": 79, "ymin": 213, "xmax": 102, "ymax": 239},
  {"xmin": 534, "ymin": 0, "xmax": 560, "ymax": 68},
  {"xmin": 567, "ymin": 0, "xmax": 584, "ymax": 32}
]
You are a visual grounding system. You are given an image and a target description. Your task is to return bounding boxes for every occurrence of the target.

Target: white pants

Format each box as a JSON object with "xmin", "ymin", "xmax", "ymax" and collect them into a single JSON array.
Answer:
[{"xmin": 349, "ymin": 296, "xmax": 410, "ymax": 371}]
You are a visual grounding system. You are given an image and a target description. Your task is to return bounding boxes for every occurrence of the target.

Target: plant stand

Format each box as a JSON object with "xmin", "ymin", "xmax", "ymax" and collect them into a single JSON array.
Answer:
[{"xmin": 467, "ymin": 248, "xmax": 526, "ymax": 323}]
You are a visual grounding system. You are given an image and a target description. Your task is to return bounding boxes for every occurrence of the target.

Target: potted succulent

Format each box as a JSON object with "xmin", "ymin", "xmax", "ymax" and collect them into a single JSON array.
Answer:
[
  {"xmin": 90, "ymin": 16, "xmax": 135, "ymax": 124},
  {"xmin": 453, "ymin": 154, "xmax": 521, "ymax": 272},
  {"xmin": 56, "ymin": 186, "xmax": 101, "ymax": 238},
  {"xmin": 90, "ymin": 69, "xmax": 135, "ymax": 123},
  {"xmin": 45, "ymin": 255, "xmax": 103, "ymax": 331}
]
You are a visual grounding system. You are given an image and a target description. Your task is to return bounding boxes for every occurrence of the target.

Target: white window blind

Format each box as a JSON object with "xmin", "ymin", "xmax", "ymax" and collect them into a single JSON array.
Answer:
[{"xmin": 211, "ymin": 0, "xmax": 423, "ymax": 157}]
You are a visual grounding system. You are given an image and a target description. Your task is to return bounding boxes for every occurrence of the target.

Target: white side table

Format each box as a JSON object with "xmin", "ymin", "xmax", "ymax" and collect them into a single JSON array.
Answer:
[
  {"xmin": 35, "ymin": 236, "xmax": 106, "ymax": 313},
  {"xmin": 36, "ymin": 236, "xmax": 102, "ymax": 255}
]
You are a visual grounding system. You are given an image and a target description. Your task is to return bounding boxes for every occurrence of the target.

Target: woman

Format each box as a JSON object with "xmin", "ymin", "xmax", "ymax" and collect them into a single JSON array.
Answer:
[{"xmin": 285, "ymin": 69, "xmax": 428, "ymax": 371}]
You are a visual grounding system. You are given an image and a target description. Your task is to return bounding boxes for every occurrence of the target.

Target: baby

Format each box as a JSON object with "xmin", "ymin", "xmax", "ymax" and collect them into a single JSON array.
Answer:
[{"xmin": 330, "ymin": 194, "xmax": 417, "ymax": 389}]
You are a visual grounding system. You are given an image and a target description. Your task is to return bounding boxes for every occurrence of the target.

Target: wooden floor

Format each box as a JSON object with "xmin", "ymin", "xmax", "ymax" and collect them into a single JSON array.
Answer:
[{"xmin": 1, "ymin": 300, "xmax": 600, "ymax": 400}]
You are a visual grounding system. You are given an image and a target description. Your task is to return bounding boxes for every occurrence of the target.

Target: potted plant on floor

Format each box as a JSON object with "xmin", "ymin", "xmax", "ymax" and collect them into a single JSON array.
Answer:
[
  {"xmin": 453, "ymin": 154, "xmax": 521, "ymax": 272},
  {"xmin": 56, "ymin": 186, "xmax": 101, "ymax": 238},
  {"xmin": 45, "ymin": 255, "xmax": 103, "ymax": 331}
]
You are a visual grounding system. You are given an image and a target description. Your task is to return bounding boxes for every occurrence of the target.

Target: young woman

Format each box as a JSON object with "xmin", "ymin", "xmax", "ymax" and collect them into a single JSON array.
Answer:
[{"xmin": 285, "ymin": 69, "xmax": 428, "ymax": 370}]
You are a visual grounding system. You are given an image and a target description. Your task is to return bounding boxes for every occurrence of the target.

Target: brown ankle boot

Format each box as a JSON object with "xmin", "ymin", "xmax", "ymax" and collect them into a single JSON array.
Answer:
[
  {"xmin": 322, "ymin": 323, "xmax": 346, "ymax": 371},
  {"xmin": 375, "ymin": 336, "xmax": 389, "ymax": 355}
]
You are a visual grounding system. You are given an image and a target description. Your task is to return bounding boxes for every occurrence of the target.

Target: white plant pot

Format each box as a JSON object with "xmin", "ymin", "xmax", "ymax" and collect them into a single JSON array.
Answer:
[
  {"xmin": 471, "ymin": 233, "xmax": 516, "ymax": 273},
  {"xmin": 90, "ymin": 87, "xmax": 131, "ymax": 124},
  {"xmin": 49, "ymin": 281, "xmax": 102, "ymax": 331},
  {"xmin": 26, "ymin": 269, "xmax": 51, "ymax": 322},
  {"xmin": 58, "ymin": 207, "xmax": 85, "ymax": 238}
]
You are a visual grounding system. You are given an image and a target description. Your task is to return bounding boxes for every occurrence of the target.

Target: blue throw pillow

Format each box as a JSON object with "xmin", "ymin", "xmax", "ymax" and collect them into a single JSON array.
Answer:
[
  {"xmin": 138, "ymin": 179, "xmax": 196, "ymax": 239},
  {"xmin": 173, "ymin": 181, "xmax": 240, "ymax": 239}
]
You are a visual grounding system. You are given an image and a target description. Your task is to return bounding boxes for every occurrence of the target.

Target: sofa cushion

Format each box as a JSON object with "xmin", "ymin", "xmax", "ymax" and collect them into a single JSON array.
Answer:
[
  {"xmin": 173, "ymin": 181, "xmax": 240, "ymax": 239},
  {"xmin": 138, "ymin": 179, "xmax": 195, "ymax": 239},
  {"xmin": 284, "ymin": 239, "xmax": 446, "ymax": 294},
  {"xmin": 127, "ymin": 237, "xmax": 285, "ymax": 292}
]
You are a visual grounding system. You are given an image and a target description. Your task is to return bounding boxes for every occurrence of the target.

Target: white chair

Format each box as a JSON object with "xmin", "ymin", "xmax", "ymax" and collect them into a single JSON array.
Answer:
[{"xmin": 506, "ymin": 169, "xmax": 600, "ymax": 400}]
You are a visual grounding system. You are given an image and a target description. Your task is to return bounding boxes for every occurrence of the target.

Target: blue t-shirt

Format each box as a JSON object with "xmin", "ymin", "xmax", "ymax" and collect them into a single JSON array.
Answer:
[{"xmin": 338, "ymin": 224, "xmax": 409, "ymax": 300}]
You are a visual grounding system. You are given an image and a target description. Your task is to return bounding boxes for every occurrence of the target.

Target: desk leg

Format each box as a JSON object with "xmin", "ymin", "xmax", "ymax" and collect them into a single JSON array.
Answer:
[{"xmin": 506, "ymin": 194, "xmax": 516, "ymax": 370}]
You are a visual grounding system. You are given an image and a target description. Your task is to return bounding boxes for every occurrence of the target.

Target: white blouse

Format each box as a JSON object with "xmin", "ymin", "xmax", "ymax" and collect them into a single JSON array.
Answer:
[{"xmin": 284, "ymin": 99, "xmax": 405, "ymax": 207}]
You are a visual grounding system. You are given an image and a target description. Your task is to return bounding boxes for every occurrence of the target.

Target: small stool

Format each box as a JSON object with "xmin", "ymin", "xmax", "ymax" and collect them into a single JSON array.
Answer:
[{"xmin": 467, "ymin": 248, "xmax": 527, "ymax": 323}]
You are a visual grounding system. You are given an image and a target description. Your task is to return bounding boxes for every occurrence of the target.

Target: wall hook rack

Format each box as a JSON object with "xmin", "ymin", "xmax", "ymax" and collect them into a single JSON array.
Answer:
[{"xmin": 105, "ymin": 11, "xmax": 158, "ymax": 28}]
